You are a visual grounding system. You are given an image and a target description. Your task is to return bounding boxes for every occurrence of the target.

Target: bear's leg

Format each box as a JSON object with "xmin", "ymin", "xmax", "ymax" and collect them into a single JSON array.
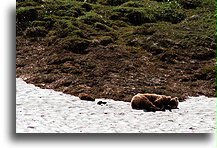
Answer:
[
  {"xmin": 140, "ymin": 99, "xmax": 161, "ymax": 111},
  {"xmin": 153, "ymin": 100, "xmax": 165, "ymax": 111},
  {"xmin": 131, "ymin": 96, "xmax": 142, "ymax": 109},
  {"xmin": 165, "ymin": 105, "xmax": 172, "ymax": 111}
]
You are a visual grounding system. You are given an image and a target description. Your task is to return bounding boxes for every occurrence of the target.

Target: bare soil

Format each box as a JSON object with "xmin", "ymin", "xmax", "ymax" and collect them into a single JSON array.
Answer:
[
  {"xmin": 16, "ymin": 0, "xmax": 216, "ymax": 102},
  {"xmin": 16, "ymin": 37, "xmax": 215, "ymax": 102}
]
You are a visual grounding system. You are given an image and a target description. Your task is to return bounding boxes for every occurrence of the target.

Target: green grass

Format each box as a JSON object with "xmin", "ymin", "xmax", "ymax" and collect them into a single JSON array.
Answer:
[{"xmin": 16, "ymin": 0, "xmax": 215, "ymax": 55}]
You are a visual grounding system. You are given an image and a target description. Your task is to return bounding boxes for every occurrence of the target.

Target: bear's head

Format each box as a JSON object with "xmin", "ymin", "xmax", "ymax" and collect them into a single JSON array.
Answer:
[
  {"xmin": 153, "ymin": 95, "xmax": 171, "ymax": 109},
  {"xmin": 169, "ymin": 97, "xmax": 179, "ymax": 109},
  {"xmin": 155, "ymin": 96, "xmax": 179, "ymax": 110}
]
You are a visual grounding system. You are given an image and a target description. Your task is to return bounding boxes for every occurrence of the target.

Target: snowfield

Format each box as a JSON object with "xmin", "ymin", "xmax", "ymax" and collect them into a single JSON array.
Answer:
[{"xmin": 16, "ymin": 78, "xmax": 216, "ymax": 133}]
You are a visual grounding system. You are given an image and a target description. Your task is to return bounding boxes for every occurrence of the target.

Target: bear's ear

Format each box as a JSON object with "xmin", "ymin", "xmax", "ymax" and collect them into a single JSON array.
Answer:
[
  {"xmin": 170, "ymin": 97, "xmax": 179, "ymax": 104},
  {"xmin": 166, "ymin": 96, "xmax": 172, "ymax": 101}
]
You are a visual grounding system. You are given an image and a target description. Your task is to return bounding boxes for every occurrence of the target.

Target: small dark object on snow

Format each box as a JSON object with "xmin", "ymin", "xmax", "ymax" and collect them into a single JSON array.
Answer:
[
  {"xmin": 78, "ymin": 93, "xmax": 95, "ymax": 101},
  {"xmin": 97, "ymin": 101, "xmax": 107, "ymax": 105}
]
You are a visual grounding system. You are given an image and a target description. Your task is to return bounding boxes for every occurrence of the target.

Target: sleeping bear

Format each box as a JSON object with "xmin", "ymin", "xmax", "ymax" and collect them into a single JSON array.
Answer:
[{"xmin": 131, "ymin": 93, "xmax": 179, "ymax": 111}]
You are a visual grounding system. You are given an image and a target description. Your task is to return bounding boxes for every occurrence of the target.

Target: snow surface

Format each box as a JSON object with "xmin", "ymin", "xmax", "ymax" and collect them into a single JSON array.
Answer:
[{"xmin": 16, "ymin": 78, "xmax": 216, "ymax": 133}]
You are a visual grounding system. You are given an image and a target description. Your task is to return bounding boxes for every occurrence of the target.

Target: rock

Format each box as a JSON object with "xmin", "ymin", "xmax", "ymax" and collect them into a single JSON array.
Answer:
[
  {"xmin": 97, "ymin": 101, "xmax": 107, "ymax": 105},
  {"xmin": 78, "ymin": 93, "xmax": 95, "ymax": 101}
]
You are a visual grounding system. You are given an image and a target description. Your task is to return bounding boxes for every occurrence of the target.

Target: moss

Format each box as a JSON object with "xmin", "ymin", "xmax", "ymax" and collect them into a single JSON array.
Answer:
[
  {"xmin": 39, "ymin": 1, "xmax": 86, "ymax": 18},
  {"xmin": 53, "ymin": 19, "xmax": 79, "ymax": 38},
  {"xmin": 155, "ymin": 2, "xmax": 185, "ymax": 23},
  {"xmin": 40, "ymin": 16, "xmax": 56, "ymax": 29},
  {"xmin": 31, "ymin": 20, "xmax": 47, "ymax": 27},
  {"xmin": 24, "ymin": 26, "xmax": 48, "ymax": 37},
  {"xmin": 99, "ymin": 0, "xmax": 130, "ymax": 6},
  {"xmin": 196, "ymin": 65, "xmax": 216, "ymax": 80},
  {"xmin": 54, "ymin": 10, "xmax": 72, "ymax": 16},
  {"xmin": 17, "ymin": 0, "xmax": 29, "ymax": 2},
  {"xmin": 78, "ymin": 11, "xmax": 106, "ymax": 25},
  {"xmin": 16, "ymin": 6, "xmax": 39, "ymax": 35},
  {"xmin": 153, "ymin": 0, "xmax": 211, "ymax": 10},
  {"xmin": 111, "ymin": 7, "xmax": 156, "ymax": 25},
  {"xmin": 60, "ymin": 36, "xmax": 91, "ymax": 54},
  {"xmin": 80, "ymin": 0, "xmax": 98, "ymax": 4},
  {"xmin": 17, "ymin": 0, "xmax": 215, "ymax": 57},
  {"xmin": 16, "ymin": 0, "xmax": 216, "ymax": 101},
  {"xmin": 191, "ymin": 47, "xmax": 215, "ymax": 60},
  {"xmin": 51, "ymin": 7, "xmax": 85, "ymax": 17},
  {"xmin": 121, "ymin": 1, "xmax": 145, "ymax": 7},
  {"xmin": 81, "ymin": 2, "xmax": 92, "ymax": 11},
  {"xmin": 134, "ymin": 24, "xmax": 156, "ymax": 35},
  {"xmin": 111, "ymin": 4, "xmax": 185, "ymax": 25},
  {"xmin": 31, "ymin": 20, "xmax": 54, "ymax": 30},
  {"xmin": 158, "ymin": 50, "xmax": 178, "ymax": 64},
  {"xmin": 177, "ymin": 0, "xmax": 202, "ymax": 9},
  {"xmin": 110, "ymin": 20, "xmax": 128, "ymax": 27},
  {"xmin": 119, "ymin": 45, "xmax": 150, "ymax": 55},
  {"xmin": 94, "ymin": 22, "xmax": 112, "ymax": 31},
  {"xmin": 99, "ymin": 36, "xmax": 114, "ymax": 45},
  {"xmin": 16, "ymin": 6, "xmax": 38, "ymax": 21},
  {"xmin": 16, "ymin": 0, "xmax": 39, "ymax": 7}
]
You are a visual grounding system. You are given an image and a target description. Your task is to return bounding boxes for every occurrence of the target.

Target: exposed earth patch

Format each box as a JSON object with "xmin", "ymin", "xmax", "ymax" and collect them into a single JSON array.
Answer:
[{"xmin": 16, "ymin": 0, "xmax": 216, "ymax": 102}]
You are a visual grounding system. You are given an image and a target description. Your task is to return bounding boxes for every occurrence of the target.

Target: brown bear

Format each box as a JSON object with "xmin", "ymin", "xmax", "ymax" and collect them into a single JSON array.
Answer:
[
  {"xmin": 131, "ymin": 93, "xmax": 179, "ymax": 111},
  {"xmin": 131, "ymin": 94, "xmax": 161, "ymax": 111},
  {"xmin": 78, "ymin": 93, "xmax": 95, "ymax": 101}
]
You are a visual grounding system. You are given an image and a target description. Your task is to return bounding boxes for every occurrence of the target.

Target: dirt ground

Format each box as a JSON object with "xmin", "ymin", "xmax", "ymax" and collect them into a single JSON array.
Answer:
[
  {"xmin": 16, "ymin": 36, "xmax": 215, "ymax": 102},
  {"xmin": 16, "ymin": 0, "xmax": 216, "ymax": 102}
]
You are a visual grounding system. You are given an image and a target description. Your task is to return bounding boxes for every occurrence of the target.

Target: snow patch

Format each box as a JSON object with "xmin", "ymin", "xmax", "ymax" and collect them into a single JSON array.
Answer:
[{"xmin": 16, "ymin": 78, "xmax": 216, "ymax": 133}]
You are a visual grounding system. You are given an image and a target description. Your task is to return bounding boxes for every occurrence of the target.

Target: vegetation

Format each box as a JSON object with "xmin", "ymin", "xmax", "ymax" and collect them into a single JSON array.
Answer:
[
  {"xmin": 16, "ymin": 0, "xmax": 216, "ymax": 100},
  {"xmin": 16, "ymin": 0, "xmax": 215, "ymax": 52}
]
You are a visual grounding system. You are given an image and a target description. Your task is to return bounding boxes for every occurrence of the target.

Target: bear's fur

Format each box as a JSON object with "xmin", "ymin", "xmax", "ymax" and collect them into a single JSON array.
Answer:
[
  {"xmin": 131, "ymin": 93, "xmax": 179, "ymax": 111},
  {"xmin": 131, "ymin": 94, "xmax": 161, "ymax": 111}
]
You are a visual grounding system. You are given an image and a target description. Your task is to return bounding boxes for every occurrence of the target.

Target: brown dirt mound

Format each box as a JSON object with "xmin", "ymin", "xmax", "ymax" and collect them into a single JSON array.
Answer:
[{"xmin": 16, "ymin": 37, "xmax": 215, "ymax": 102}]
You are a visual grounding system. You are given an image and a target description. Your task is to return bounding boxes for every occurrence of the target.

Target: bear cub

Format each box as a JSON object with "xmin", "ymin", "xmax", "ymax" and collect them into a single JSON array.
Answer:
[{"xmin": 131, "ymin": 93, "xmax": 179, "ymax": 111}]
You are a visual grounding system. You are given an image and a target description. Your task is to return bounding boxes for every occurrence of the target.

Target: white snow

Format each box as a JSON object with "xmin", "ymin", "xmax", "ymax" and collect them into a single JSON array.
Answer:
[{"xmin": 16, "ymin": 78, "xmax": 216, "ymax": 133}]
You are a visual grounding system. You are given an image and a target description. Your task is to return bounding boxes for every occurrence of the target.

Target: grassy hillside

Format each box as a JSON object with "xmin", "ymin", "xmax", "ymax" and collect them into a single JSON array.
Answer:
[{"xmin": 16, "ymin": 0, "xmax": 216, "ymax": 101}]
